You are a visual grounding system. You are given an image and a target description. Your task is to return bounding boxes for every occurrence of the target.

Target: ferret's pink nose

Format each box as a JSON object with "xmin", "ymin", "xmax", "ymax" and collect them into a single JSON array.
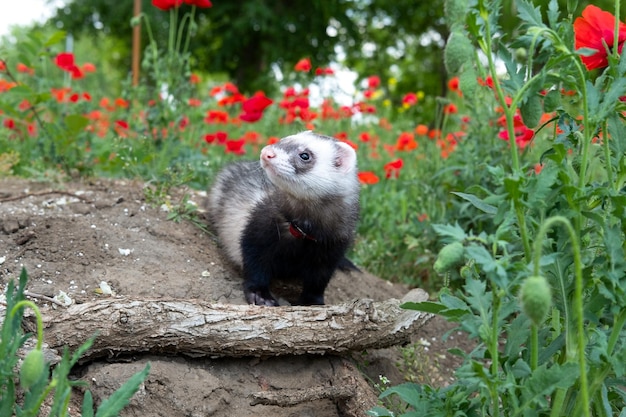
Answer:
[{"xmin": 261, "ymin": 147, "xmax": 276, "ymax": 160}]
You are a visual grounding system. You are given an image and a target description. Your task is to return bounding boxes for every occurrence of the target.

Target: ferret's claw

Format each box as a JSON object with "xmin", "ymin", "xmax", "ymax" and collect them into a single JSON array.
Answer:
[{"xmin": 245, "ymin": 289, "xmax": 279, "ymax": 307}]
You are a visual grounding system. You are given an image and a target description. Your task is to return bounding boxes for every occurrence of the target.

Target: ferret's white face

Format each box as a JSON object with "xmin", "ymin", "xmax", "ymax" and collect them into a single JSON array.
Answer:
[{"xmin": 260, "ymin": 131, "xmax": 358, "ymax": 200}]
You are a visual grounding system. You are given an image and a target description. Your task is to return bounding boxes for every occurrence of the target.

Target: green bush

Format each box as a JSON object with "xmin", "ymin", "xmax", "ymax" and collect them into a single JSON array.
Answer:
[{"xmin": 369, "ymin": 0, "xmax": 626, "ymax": 415}]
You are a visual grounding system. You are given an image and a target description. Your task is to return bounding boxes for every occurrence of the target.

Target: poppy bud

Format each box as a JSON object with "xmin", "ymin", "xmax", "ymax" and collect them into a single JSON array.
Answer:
[
  {"xmin": 444, "ymin": 32, "xmax": 473, "ymax": 74},
  {"xmin": 444, "ymin": 0, "xmax": 468, "ymax": 30},
  {"xmin": 20, "ymin": 349, "xmax": 45, "ymax": 390},
  {"xmin": 433, "ymin": 242, "xmax": 465, "ymax": 274},
  {"xmin": 520, "ymin": 275, "xmax": 552, "ymax": 326}
]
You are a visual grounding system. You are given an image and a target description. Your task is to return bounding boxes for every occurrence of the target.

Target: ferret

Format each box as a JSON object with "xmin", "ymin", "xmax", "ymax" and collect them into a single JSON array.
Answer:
[{"xmin": 207, "ymin": 131, "xmax": 360, "ymax": 306}]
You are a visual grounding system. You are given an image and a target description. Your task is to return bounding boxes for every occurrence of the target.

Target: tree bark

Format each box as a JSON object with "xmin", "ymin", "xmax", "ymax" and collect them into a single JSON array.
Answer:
[{"xmin": 24, "ymin": 289, "xmax": 431, "ymax": 360}]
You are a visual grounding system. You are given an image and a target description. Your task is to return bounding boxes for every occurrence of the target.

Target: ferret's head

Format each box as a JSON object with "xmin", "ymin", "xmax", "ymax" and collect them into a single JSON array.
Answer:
[{"xmin": 260, "ymin": 131, "xmax": 359, "ymax": 200}]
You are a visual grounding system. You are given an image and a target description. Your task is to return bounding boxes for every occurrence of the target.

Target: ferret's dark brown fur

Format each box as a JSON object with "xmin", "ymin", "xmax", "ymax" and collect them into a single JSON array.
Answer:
[{"xmin": 208, "ymin": 131, "xmax": 360, "ymax": 306}]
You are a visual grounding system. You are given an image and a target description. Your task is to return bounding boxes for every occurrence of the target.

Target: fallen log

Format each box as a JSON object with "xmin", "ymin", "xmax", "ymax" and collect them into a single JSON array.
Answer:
[{"xmin": 24, "ymin": 289, "xmax": 431, "ymax": 360}]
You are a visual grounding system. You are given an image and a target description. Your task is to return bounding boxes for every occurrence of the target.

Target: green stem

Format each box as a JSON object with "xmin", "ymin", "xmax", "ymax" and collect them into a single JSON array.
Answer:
[
  {"xmin": 613, "ymin": 0, "xmax": 621, "ymax": 63},
  {"xmin": 607, "ymin": 309, "xmax": 626, "ymax": 356},
  {"xmin": 479, "ymin": 4, "xmax": 533, "ymax": 260},
  {"xmin": 182, "ymin": 6, "xmax": 197, "ymax": 56},
  {"xmin": 570, "ymin": 57, "xmax": 591, "ymax": 195},
  {"xmin": 28, "ymin": 381, "xmax": 56, "ymax": 417},
  {"xmin": 489, "ymin": 290, "xmax": 501, "ymax": 417},
  {"xmin": 531, "ymin": 216, "xmax": 590, "ymax": 417},
  {"xmin": 175, "ymin": 9, "xmax": 190, "ymax": 54},
  {"xmin": 530, "ymin": 324, "xmax": 539, "ymax": 370},
  {"xmin": 139, "ymin": 13, "xmax": 161, "ymax": 84},
  {"xmin": 481, "ymin": 19, "xmax": 520, "ymax": 174},
  {"xmin": 168, "ymin": 6, "xmax": 177, "ymax": 55},
  {"xmin": 550, "ymin": 388, "xmax": 567, "ymax": 417},
  {"xmin": 9, "ymin": 300, "xmax": 44, "ymax": 350},
  {"xmin": 601, "ymin": 119, "xmax": 614, "ymax": 189}
]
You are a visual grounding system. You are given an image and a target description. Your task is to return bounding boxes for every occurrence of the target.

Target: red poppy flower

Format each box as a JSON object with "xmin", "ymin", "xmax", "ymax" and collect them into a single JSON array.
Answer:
[
  {"xmin": 82, "ymin": 62, "xmax": 97, "ymax": 73},
  {"xmin": 358, "ymin": 171, "xmax": 380, "ymax": 185},
  {"xmin": 574, "ymin": 5, "xmax": 626, "ymax": 70},
  {"xmin": 18, "ymin": 99, "xmax": 31, "ymax": 111},
  {"xmin": 242, "ymin": 92, "xmax": 273, "ymax": 114},
  {"xmin": 443, "ymin": 103, "xmax": 458, "ymax": 114},
  {"xmin": 448, "ymin": 76, "xmax": 460, "ymax": 93},
  {"xmin": 54, "ymin": 52, "xmax": 84, "ymax": 79},
  {"xmin": 16, "ymin": 63, "xmax": 34, "ymax": 75},
  {"xmin": 184, "ymin": 0, "xmax": 212, "ymax": 7},
  {"xmin": 415, "ymin": 124, "xmax": 429, "ymax": 136},
  {"xmin": 152, "ymin": 0, "xmax": 183, "ymax": 10},
  {"xmin": 367, "ymin": 75, "xmax": 381, "ymax": 89},
  {"xmin": 55, "ymin": 52, "xmax": 75, "ymax": 71},
  {"xmin": 240, "ymin": 92, "xmax": 273, "ymax": 122},
  {"xmin": 204, "ymin": 131, "xmax": 228, "ymax": 144},
  {"xmin": 383, "ymin": 158, "xmax": 404, "ymax": 179},
  {"xmin": 114, "ymin": 98, "xmax": 129, "ymax": 108},
  {"xmin": 498, "ymin": 115, "xmax": 534, "ymax": 149},
  {"xmin": 225, "ymin": 139, "xmax": 246, "ymax": 155},
  {"xmin": 188, "ymin": 98, "xmax": 202, "ymax": 107},
  {"xmin": 294, "ymin": 58, "xmax": 312, "ymax": 72},
  {"xmin": 402, "ymin": 92, "xmax": 418, "ymax": 107},
  {"xmin": 395, "ymin": 132, "xmax": 417, "ymax": 151},
  {"xmin": 3, "ymin": 118, "xmax": 15, "ymax": 129},
  {"xmin": 69, "ymin": 66, "xmax": 84, "ymax": 79},
  {"xmin": 315, "ymin": 67, "xmax": 334, "ymax": 76},
  {"xmin": 27, "ymin": 123, "xmax": 37, "ymax": 137},
  {"xmin": 205, "ymin": 110, "xmax": 229, "ymax": 124}
]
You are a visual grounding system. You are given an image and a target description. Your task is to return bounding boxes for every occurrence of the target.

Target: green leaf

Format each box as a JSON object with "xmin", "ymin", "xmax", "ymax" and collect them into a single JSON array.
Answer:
[
  {"xmin": 3, "ymin": 85, "xmax": 35, "ymax": 100},
  {"xmin": 64, "ymin": 114, "xmax": 89, "ymax": 136},
  {"xmin": 543, "ymin": 89, "xmax": 560, "ymax": 112},
  {"xmin": 604, "ymin": 224, "xmax": 626, "ymax": 272},
  {"xmin": 95, "ymin": 363, "xmax": 150, "ymax": 417},
  {"xmin": 451, "ymin": 192, "xmax": 497, "ymax": 215},
  {"xmin": 504, "ymin": 175, "xmax": 523, "ymax": 201},
  {"xmin": 378, "ymin": 382, "xmax": 422, "ymax": 407},
  {"xmin": 586, "ymin": 79, "xmax": 600, "ymax": 116},
  {"xmin": 0, "ymin": 379, "xmax": 15, "ymax": 417},
  {"xmin": 401, "ymin": 301, "xmax": 446, "ymax": 314},
  {"xmin": 367, "ymin": 406, "xmax": 394, "ymax": 417},
  {"xmin": 597, "ymin": 77, "xmax": 626, "ymax": 121},
  {"xmin": 517, "ymin": 0, "xmax": 545, "ymax": 27},
  {"xmin": 520, "ymin": 362, "xmax": 578, "ymax": 407},
  {"xmin": 520, "ymin": 93, "xmax": 542, "ymax": 128},
  {"xmin": 546, "ymin": 0, "xmax": 559, "ymax": 28},
  {"xmin": 431, "ymin": 223, "xmax": 467, "ymax": 241},
  {"xmin": 81, "ymin": 391, "xmax": 95, "ymax": 417},
  {"xmin": 526, "ymin": 163, "xmax": 558, "ymax": 209},
  {"xmin": 44, "ymin": 30, "xmax": 67, "ymax": 47},
  {"xmin": 608, "ymin": 113, "xmax": 626, "ymax": 166}
]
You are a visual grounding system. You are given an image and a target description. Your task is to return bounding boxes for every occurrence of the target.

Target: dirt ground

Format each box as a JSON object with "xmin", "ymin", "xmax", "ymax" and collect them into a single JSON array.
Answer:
[{"xmin": 0, "ymin": 177, "xmax": 470, "ymax": 416}]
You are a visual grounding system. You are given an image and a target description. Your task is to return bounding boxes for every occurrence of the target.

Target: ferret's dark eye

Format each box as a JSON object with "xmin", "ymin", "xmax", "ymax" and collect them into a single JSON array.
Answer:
[{"xmin": 299, "ymin": 152, "xmax": 310, "ymax": 161}]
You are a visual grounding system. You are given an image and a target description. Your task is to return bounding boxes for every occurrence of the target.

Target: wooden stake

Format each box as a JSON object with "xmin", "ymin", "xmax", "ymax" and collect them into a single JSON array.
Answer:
[{"xmin": 132, "ymin": 0, "xmax": 142, "ymax": 86}]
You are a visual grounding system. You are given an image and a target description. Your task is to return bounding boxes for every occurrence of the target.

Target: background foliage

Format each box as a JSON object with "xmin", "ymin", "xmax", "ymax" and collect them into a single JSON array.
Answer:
[{"xmin": 33, "ymin": 0, "xmax": 619, "ymax": 118}]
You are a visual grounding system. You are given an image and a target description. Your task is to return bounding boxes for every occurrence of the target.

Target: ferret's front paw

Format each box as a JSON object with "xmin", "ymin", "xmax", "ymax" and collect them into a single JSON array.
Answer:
[
  {"xmin": 245, "ymin": 289, "xmax": 279, "ymax": 306},
  {"xmin": 296, "ymin": 293, "xmax": 325, "ymax": 306}
]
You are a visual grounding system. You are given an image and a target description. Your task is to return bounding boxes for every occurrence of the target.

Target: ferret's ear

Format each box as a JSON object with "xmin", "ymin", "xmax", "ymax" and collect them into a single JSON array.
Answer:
[{"xmin": 334, "ymin": 142, "xmax": 357, "ymax": 173}]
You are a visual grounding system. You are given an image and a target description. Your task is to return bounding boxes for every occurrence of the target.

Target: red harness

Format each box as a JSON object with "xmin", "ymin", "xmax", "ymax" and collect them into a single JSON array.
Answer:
[{"xmin": 288, "ymin": 222, "xmax": 317, "ymax": 241}]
